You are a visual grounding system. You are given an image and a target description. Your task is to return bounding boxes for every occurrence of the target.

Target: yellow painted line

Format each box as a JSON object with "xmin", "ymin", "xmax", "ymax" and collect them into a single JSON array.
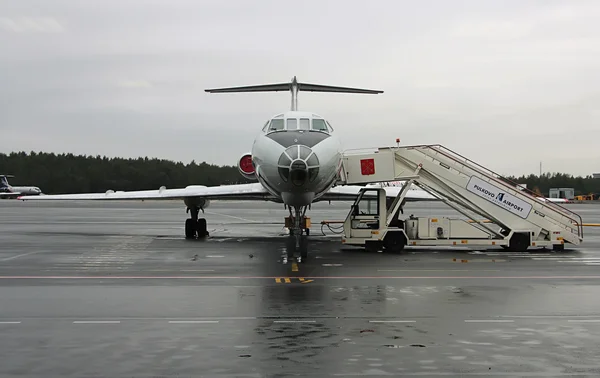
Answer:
[
  {"xmin": 299, "ymin": 278, "xmax": 314, "ymax": 284},
  {"xmin": 275, "ymin": 278, "xmax": 281, "ymax": 283},
  {"xmin": 284, "ymin": 278, "xmax": 291, "ymax": 283},
  {"xmin": 292, "ymin": 263, "xmax": 298, "ymax": 272}
]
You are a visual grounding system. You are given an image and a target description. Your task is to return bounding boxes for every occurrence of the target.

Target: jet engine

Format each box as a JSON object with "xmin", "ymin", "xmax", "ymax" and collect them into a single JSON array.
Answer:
[
  {"xmin": 238, "ymin": 153, "xmax": 257, "ymax": 180},
  {"xmin": 184, "ymin": 196, "xmax": 210, "ymax": 211}
]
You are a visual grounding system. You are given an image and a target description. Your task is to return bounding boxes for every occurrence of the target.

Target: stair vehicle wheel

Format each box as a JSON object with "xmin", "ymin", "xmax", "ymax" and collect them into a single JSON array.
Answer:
[
  {"xmin": 552, "ymin": 244, "xmax": 565, "ymax": 252},
  {"xmin": 384, "ymin": 232, "xmax": 406, "ymax": 253},
  {"xmin": 508, "ymin": 232, "xmax": 529, "ymax": 252},
  {"xmin": 185, "ymin": 219, "xmax": 197, "ymax": 239}
]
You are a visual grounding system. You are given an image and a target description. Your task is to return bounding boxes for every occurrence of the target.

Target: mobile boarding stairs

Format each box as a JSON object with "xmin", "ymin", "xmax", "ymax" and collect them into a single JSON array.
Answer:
[{"xmin": 336, "ymin": 144, "xmax": 583, "ymax": 253}]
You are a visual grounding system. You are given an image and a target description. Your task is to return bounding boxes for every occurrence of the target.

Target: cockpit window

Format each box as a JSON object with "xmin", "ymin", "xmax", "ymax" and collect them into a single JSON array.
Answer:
[
  {"xmin": 299, "ymin": 118, "xmax": 310, "ymax": 130},
  {"xmin": 262, "ymin": 120, "xmax": 270, "ymax": 132},
  {"xmin": 326, "ymin": 121, "xmax": 334, "ymax": 132},
  {"xmin": 312, "ymin": 119, "xmax": 328, "ymax": 132},
  {"xmin": 298, "ymin": 145, "xmax": 311, "ymax": 160},
  {"xmin": 269, "ymin": 119, "xmax": 284, "ymax": 131},
  {"xmin": 286, "ymin": 118, "xmax": 297, "ymax": 130}
]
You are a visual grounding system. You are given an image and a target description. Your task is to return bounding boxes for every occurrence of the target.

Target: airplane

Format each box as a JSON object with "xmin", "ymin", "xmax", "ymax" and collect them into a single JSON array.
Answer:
[
  {"xmin": 0, "ymin": 175, "xmax": 42, "ymax": 198},
  {"xmin": 16, "ymin": 76, "xmax": 438, "ymax": 261}
]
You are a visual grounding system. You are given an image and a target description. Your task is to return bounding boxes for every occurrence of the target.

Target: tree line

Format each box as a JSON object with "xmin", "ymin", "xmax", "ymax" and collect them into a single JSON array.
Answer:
[
  {"xmin": 504, "ymin": 172, "xmax": 600, "ymax": 197},
  {"xmin": 0, "ymin": 151, "xmax": 252, "ymax": 194},
  {"xmin": 1, "ymin": 151, "xmax": 598, "ymax": 196}
]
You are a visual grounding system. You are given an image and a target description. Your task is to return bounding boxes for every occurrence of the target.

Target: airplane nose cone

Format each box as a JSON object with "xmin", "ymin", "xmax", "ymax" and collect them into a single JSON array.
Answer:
[{"xmin": 277, "ymin": 145, "xmax": 320, "ymax": 187}]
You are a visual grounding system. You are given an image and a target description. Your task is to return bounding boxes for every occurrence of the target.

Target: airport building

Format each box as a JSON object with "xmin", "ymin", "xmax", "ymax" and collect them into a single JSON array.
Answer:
[{"xmin": 549, "ymin": 187, "xmax": 575, "ymax": 200}]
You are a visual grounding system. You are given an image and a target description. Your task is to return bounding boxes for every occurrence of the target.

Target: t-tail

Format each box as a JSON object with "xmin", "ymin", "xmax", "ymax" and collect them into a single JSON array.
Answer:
[
  {"xmin": 205, "ymin": 76, "xmax": 383, "ymax": 111},
  {"xmin": 0, "ymin": 175, "xmax": 14, "ymax": 191}
]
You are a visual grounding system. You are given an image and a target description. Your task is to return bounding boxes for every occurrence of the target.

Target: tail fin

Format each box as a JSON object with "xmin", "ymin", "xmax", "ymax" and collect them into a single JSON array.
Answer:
[
  {"xmin": 205, "ymin": 76, "xmax": 383, "ymax": 111},
  {"xmin": 0, "ymin": 175, "xmax": 13, "ymax": 189}
]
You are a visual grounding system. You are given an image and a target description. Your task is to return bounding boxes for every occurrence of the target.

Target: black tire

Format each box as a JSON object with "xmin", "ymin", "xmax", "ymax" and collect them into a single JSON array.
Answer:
[
  {"xmin": 197, "ymin": 218, "xmax": 208, "ymax": 238},
  {"xmin": 553, "ymin": 244, "xmax": 565, "ymax": 252},
  {"xmin": 507, "ymin": 232, "xmax": 529, "ymax": 252},
  {"xmin": 185, "ymin": 219, "xmax": 197, "ymax": 239},
  {"xmin": 305, "ymin": 228, "xmax": 310, "ymax": 236},
  {"xmin": 384, "ymin": 233, "xmax": 406, "ymax": 253}
]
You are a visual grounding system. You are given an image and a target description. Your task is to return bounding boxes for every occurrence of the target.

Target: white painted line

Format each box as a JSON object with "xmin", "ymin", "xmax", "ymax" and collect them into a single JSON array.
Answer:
[
  {"xmin": 500, "ymin": 315, "xmax": 596, "ymax": 318},
  {"xmin": 377, "ymin": 269, "xmax": 501, "ymax": 272},
  {"xmin": 369, "ymin": 320, "xmax": 416, "ymax": 323},
  {"xmin": 168, "ymin": 320, "xmax": 219, "ymax": 324},
  {"xmin": 0, "ymin": 321, "xmax": 21, "ymax": 324},
  {"xmin": 205, "ymin": 211, "xmax": 258, "ymax": 223},
  {"xmin": 273, "ymin": 320, "xmax": 316, "ymax": 323},
  {"xmin": 322, "ymin": 264, "xmax": 343, "ymax": 267},
  {"xmin": 73, "ymin": 321, "xmax": 121, "ymax": 324},
  {"xmin": 0, "ymin": 251, "xmax": 42, "ymax": 261},
  {"xmin": 568, "ymin": 319, "xmax": 600, "ymax": 323},
  {"xmin": 180, "ymin": 269, "xmax": 216, "ymax": 272},
  {"xmin": 464, "ymin": 320, "xmax": 514, "ymax": 323},
  {"xmin": 206, "ymin": 255, "xmax": 225, "ymax": 258}
]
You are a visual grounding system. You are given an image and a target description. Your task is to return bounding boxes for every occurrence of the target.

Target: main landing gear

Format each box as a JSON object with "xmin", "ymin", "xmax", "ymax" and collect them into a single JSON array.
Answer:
[
  {"xmin": 185, "ymin": 205, "xmax": 209, "ymax": 239},
  {"xmin": 286, "ymin": 205, "xmax": 309, "ymax": 263}
]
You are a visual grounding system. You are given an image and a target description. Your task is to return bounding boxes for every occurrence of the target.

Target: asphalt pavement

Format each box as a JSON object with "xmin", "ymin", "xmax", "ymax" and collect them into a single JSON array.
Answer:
[{"xmin": 1, "ymin": 199, "xmax": 600, "ymax": 377}]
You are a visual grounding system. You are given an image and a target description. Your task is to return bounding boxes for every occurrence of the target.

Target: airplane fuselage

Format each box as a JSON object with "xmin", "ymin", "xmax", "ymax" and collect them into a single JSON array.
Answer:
[{"xmin": 250, "ymin": 111, "xmax": 342, "ymax": 207}]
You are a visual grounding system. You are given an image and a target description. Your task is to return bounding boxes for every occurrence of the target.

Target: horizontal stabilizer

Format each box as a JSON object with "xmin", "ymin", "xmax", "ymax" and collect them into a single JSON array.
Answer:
[
  {"xmin": 205, "ymin": 83, "xmax": 292, "ymax": 93},
  {"xmin": 297, "ymin": 82, "xmax": 382, "ymax": 94},
  {"xmin": 205, "ymin": 76, "xmax": 383, "ymax": 94}
]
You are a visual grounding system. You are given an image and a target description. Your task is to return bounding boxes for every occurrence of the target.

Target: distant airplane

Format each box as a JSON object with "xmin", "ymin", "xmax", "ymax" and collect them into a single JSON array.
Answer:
[{"xmin": 0, "ymin": 175, "xmax": 42, "ymax": 198}]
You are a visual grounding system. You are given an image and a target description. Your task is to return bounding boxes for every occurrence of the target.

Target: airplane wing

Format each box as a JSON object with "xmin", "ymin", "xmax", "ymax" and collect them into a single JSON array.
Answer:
[
  {"xmin": 16, "ymin": 183, "xmax": 438, "ymax": 202},
  {"xmin": 0, "ymin": 192, "xmax": 21, "ymax": 197},
  {"xmin": 16, "ymin": 183, "xmax": 275, "ymax": 202}
]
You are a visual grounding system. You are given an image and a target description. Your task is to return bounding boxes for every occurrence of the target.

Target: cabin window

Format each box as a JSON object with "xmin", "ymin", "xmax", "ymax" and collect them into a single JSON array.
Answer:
[
  {"xmin": 299, "ymin": 118, "xmax": 310, "ymax": 130},
  {"xmin": 286, "ymin": 118, "xmax": 297, "ymax": 130},
  {"xmin": 312, "ymin": 119, "xmax": 328, "ymax": 132},
  {"xmin": 308, "ymin": 167, "xmax": 319, "ymax": 182},
  {"xmin": 269, "ymin": 119, "xmax": 284, "ymax": 131}
]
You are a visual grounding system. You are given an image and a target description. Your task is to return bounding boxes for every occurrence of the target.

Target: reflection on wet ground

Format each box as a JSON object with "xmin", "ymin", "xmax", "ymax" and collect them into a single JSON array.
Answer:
[{"xmin": 1, "ymin": 200, "xmax": 600, "ymax": 376}]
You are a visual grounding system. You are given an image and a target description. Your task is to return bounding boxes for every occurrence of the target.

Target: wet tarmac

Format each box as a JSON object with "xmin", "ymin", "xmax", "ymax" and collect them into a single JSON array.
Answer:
[{"xmin": 1, "ymin": 200, "xmax": 600, "ymax": 377}]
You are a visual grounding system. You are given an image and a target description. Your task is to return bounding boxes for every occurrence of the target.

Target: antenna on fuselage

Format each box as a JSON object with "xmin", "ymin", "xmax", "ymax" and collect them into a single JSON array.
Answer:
[{"xmin": 205, "ymin": 76, "xmax": 383, "ymax": 111}]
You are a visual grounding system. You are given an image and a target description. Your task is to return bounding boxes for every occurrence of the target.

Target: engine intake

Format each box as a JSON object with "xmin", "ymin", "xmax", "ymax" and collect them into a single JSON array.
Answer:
[{"xmin": 238, "ymin": 153, "xmax": 257, "ymax": 180}]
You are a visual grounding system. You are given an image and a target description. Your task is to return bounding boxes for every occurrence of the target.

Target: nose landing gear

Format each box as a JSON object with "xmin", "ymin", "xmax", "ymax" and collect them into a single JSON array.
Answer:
[{"xmin": 285, "ymin": 205, "xmax": 310, "ymax": 263}]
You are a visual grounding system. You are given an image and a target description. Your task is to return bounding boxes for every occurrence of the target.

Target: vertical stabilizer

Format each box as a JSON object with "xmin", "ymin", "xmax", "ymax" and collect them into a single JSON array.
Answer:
[{"xmin": 0, "ymin": 175, "xmax": 13, "ymax": 190}]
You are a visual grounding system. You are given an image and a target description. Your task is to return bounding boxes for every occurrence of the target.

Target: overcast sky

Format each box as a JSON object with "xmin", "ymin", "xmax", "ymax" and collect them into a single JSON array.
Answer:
[{"xmin": 1, "ymin": 0, "xmax": 599, "ymax": 176}]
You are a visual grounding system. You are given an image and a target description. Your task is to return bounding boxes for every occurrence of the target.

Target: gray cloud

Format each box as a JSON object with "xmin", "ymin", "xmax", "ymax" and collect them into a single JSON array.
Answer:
[{"xmin": 0, "ymin": 0, "xmax": 599, "ymax": 176}]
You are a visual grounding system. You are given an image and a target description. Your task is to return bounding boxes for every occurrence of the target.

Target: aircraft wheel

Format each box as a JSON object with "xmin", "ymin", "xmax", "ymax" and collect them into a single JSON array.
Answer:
[
  {"xmin": 185, "ymin": 219, "xmax": 197, "ymax": 239},
  {"xmin": 197, "ymin": 218, "xmax": 209, "ymax": 238}
]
